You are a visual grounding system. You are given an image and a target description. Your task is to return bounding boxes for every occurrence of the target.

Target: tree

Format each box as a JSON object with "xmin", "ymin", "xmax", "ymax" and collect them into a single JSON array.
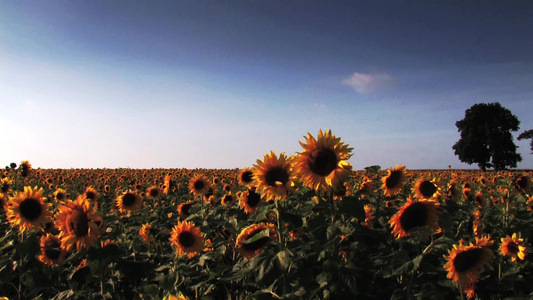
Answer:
[
  {"xmin": 452, "ymin": 102, "xmax": 522, "ymax": 171},
  {"xmin": 518, "ymin": 129, "xmax": 533, "ymax": 154}
]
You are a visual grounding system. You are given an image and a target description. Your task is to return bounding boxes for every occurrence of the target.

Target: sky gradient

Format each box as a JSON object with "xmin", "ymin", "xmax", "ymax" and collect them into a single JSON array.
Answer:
[{"xmin": 1, "ymin": 1, "xmax": 532, "ymax": 170}]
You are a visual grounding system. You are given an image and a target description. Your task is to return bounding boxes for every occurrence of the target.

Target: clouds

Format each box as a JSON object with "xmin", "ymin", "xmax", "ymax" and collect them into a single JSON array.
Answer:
[{"xmin": 342, "ymin": 72, "xmax": 392, "ymax": 94}]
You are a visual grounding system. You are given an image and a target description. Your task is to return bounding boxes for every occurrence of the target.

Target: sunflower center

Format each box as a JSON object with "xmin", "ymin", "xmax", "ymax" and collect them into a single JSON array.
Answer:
[
  {"xmin": 453, "ymin": 248, "xmax": 484, "ymax": 272},
  {"xmin": 85, "ymin": 191, "xmax": 97, "ymax": 200},
  {"xmin": 55, "ymin": 192, "xmax": 65, "ymax": 201},
  {"xmin": 386, "ymin": 171, "xmax": 403, "ymax": 189},
  {"xmin": 178, "ymin": 231, "xmax": 196, "ymax": 248},
  {"xmin": 399, "ymin": 202, "xmax": 428, "ymax": 232},
  {"xmin": 308, "ymin": 148, "xmax": 338, "ymax": 176},
  {"xmin": 180, "ymin": 203, "xmax": 192, "ymax": 216},
  {"xmin": 246, "ymin": 190, "xmax": 261, "ymax": 208},
  {"xmin": 265, "ymin": 167, "xmax": 289, "ymax": 186},
  {"xmin": 44, "ymin": 238, "xmax": 62, "ymax": 260},
  {"xmin": 1, "ymin": 183, "xmax": 10, "ymax": 193},
  {"xmin": 149, "ymin": 189, "xmax": 159, "ymax": 197},
  {"xmin": 242, "ymin": 229, "xmax": 271, "ymax": 251},
  {"xmin": 122, "ymin": 193, "xmax": 136, "ymax": 207},
  {"xmin": 193, "ymin": 180, "xmax": 206, "ymax": 191},
  {"xmin": 419, "ymin": 181, "xmax": 437, "ymax": 198},
  {"xmin": 241, "ymin": 171, "xmax": 254, "ymax": 184},
  {"xmin": 507, "ymin": 242, "xmax": 519, "ymax": 254},
  {"xmin": 19, "ymin": 198, "xmax": 43, "ymax": 221},
  {"xmin": 68, "ymin": 210, "xmax": 89, "ymax": 237}
]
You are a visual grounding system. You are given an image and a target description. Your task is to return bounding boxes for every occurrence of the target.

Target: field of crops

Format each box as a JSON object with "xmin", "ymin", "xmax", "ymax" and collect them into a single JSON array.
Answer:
[{"xmin": 1, "ymin": 130, "xmax": 532, "ymax": 300}]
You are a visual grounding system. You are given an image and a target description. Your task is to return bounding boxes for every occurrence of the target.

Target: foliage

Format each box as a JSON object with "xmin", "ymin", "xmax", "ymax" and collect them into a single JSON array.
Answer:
[
  {"xmin": 452, "ymin": 102, "xmax": 522, "ymax": 171},
  {"xmin": 518, "ymin": 129, "xmax": 533, "ymax": 154}
]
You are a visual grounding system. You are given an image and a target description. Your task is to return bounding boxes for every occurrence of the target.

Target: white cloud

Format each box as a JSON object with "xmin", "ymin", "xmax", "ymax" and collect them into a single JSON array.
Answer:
[{"xmin": 342, "ymin": 72, "xmax": 392, "ymax": 94}]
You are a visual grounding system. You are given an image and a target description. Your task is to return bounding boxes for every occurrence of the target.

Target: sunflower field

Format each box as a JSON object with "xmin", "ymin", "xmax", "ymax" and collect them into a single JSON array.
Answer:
[{"xmin": 1, "ymin": 130, "xmax": 533, "ymax": 300}]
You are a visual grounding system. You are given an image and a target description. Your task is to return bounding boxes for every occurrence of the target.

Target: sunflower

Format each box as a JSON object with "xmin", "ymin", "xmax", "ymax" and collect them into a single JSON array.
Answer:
[
  {"xmin": 412, "ymin": 177, "xmax": 440, "ymax": 199},
  {"xmin": 253, "ymin": 151, "xmax": 295, "ymax": 201},
  {"xmin": 473, "ymin": 190, "xmax": 486, "ymax": 207},
  {"xmin": 515, "ymin": 175, "xmax": 530, "ymax": 191},
  {"xmin": 238, "ymin": 168, "xmax": 255, "ymax": 186},
  {"xmin": 163, "ymin": 293, "xmax": 189, "ymax": 300},
  {"xmin": 236, "ymin": 223, "xmax": 277, "ymax": 259},
  {"xmin": 19, "ymin": 160, "xmax": 32, "ymax": 177},
  {"xmin": 0, "ymin": 177, "xmax": 12, "ymax": 194},
  {"xmin": 444, "ymin": 236, "xmax": 494, "ymax": 288},
  {"xmin": 239, "ymin": 186, "xmax": 262, "ymax": 214},
  {"xmin": 6, "ymin": 186, "xmax": 52, "ymax": 232},
  {"xmin": 178, "ymin": 200, "xmax": 194, "ymax": 219},
  {"xmin": 500, "ymin": 233, "xmax": 527, "ymax": 262},
  {"xmin": 381, "ymin": 165, "xmax": 407, "ymax": 197},
  {"xmin": 169, "ymin": 220, "xmax": 204, "ymax": 258},
  {"xmin": 84, "ymin": 186, "xmax": 99, "ymax": 203},
  {"xmin": 221, "ymin": 193, "xmax": 236, "ymax": 206},
  {"xmin": 139, "ymin": 223, "xmax": 153, "ymax": 242},
  {"xmin": 163, "ymin": 174, "xmax": 175, "ymax": 195},
  {"xmin": 292, "ymin": 129, "xmax": 353, "ymax": 191},
  {"xmin": 188, "ymin": 174, "xmax": 211, "ymax": 198},
  {"xmin": 54, "ymin": 195, "xmax": 101, "ymax": 251},
  {"xmin": 472, "ymin": 210, "xmax": 482, "ymax": 237},
  {"xmin": 116, "ymin": 189, "xmax": 143, "ymax": 213},
  {"xmin": 361, "ymin": 204, "xmax": 374, "ymax": 228},
  {"xmin": 38, "ymin": 234, "xmax": 66, "ymax": 266},
  {"xmin": 146, "ymin": 185, "xmax": 161, "ymax": 199},
  {"xmin": 53, "ymin": 188, "xmax": 68, "ymax": 203},
  {"xmin": 389, "ymin": 196, "xmax": 440, "ymax": 239}
]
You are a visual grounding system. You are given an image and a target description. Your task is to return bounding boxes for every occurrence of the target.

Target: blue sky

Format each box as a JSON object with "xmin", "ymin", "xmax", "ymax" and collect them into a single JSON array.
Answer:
[{"xmin": 1, "ymin": 1, "xmax": 532, "ymax": 169}]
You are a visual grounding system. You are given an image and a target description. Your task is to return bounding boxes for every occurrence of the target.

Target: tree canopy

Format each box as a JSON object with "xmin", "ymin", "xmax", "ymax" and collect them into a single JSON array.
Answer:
[
  {"xmin": 452, "ymin": 102, "xmax": 522, "ymax": 171},
  {"xmin": 518, "ymin": 129, "xmax": 533, "ymax": 154}
]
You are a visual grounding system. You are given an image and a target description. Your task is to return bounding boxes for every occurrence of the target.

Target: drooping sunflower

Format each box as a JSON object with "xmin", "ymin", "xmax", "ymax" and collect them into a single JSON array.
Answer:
[
  {"xmin": 38, "ymin": 234, "xmax": 66, "ymax": 266},
  {"xmin": 238, "ymin": 168, "xmax": 255, "ymax": 186},
  {"xmin": 239, "ymin": 186, "xmax": 262, "ymax": 214},
  {"xmin": 500, "ymin": 233, "xmax": 527, "ymax": 262},
  {"xmin": 54, "ymin": 195, "xmax": 101, "ymax": 251},
  {"xmin": 236, "ymin": 223, "xmax": 277, "ymax": 259},
  {"xmin": 116, "ymin": 189, "xmax": 143, "ymax": 213},
  {"xmin": 188, "ymin": 174, "xmax": 211, "ymax": 198},
  {"xmin": 169, "ymin": 220, "xmax": 205, "ymax": 258},
  {"xmin": 412, "ymin": 177, "xmax": 441, "ymax": 199},
  {"xmin": 253, "ymin": 151, "xmax": 295, "ymax": 201},
  {"xmin": 381, "ymin": 164, "xmax": 407, "ymax": 197},
  {"xmin": 7, "ymin": 186, "xmax": 52, "ymax": 232},
  {"xmin": 292, "ymin": 129, "xmax": 353, "ymax": 191},
  {"xmin": 444, "ymin": 236, "xmax": 494, "ymax": 288},
  {"xmin": 389, "ymin": 196, "xmax": 440, "ymax": 239},
  {"xmin": 146, "ymin": 185, "xmax": 161, "ymax": 199},
  {"xmin": 178, "ymin": 200, "xmax": 194, "ymax": 219}
]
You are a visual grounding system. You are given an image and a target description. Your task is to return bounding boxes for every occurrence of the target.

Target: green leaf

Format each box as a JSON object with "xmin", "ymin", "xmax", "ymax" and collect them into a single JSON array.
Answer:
[
  {"xmin": 339, "ymin": 196, "xmax": 366, "ymax": 221},
  {"xmin": 243, "ymin": 229, "xmax": 271, "ymax": 244},
  {"xmin": 15, "ymin": 233, "xmax": 40, "ymax": 259}
]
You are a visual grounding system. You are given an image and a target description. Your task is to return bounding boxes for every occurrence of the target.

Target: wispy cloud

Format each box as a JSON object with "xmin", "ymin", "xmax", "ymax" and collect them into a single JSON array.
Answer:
[{"xmin": 342, "ymin": 72, "xmax": 392, "ymax": 94}]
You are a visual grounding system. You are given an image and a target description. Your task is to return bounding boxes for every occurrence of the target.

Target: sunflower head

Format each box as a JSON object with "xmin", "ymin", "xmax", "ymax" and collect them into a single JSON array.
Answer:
[
  {"xmin": 146, "ymin": 185, "xmax": 161, "ymax": 198},
  {"xmin": 38, "ymin": 234, "xmax": 66, "ymax": 266},
  {"xmin": 169, "ymin": 220, "xmax": 205, "ymax": 258},
  {"xmin": 253, "ymin": 151, "xmax": 295, "ymax": 201},
  {"xmin": 238, "ymin": 168, "xmax": 255, "ymax": 186},
  {"xmin": 19, "ymin": 160, "xmax": 32, "ymax": 177},
  {"xmin": 54, "ymin": 196, "xmax": 101, "ymax": 251},
  {"xmin": 84, "ymin": 186, "xmax": 99, "ymax": 202},
  {"xmin": 381, "ymin": 165, "xmax": 407, "ymax": 197},
  {"xmin": 236, "ymin": 223, "xmax": 277, "ymax": 259},
  {"xmin": 292, "ymin": 129, "xmax": 354, "ymax": 191},
  {"xmin": 389, "ymin": 196, "xmax": 440, "ymax": 239},
  {"xmin": 189, "ymin": 174, "xmax": 211, "ymax": 198},
  {"xmin": 239, "ymin": 186, "xmax": 262, "ymax": 214},
  {"xmin": 0, "ymin": 177, "xmax": 12, "ymax": 194},
  {"xmin": 116, "ymin": 190, "xmax": 143, "ymax": 213},
  {"xmin": 444, "ymin": 237, "xmax": 494, "ymax": 287},
  {"xmin": 412, "ymin": 177, "xmax": 441, "ymax": 199},
  {"xmin": 7, "ymin": 186, "xmax": 52, "ymax": 232},
  {"xmin": 178, "ymin": 200, "xmax": 194, "ymax": 219},
  {"xmin": 500, "ymin": 233, "xmax": 527, "ymax": 262}
]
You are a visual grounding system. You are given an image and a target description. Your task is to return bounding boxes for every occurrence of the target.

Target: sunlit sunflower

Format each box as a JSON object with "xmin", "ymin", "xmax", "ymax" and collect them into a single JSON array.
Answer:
[
  {"xmin": 38, "ymin": 234, "xmax": 66, "ymax": 266},
  {"xmin": 7, "ymin": 186, "xmax": 52, "ymax": 232},
  {"xmin": 146, "ymin": 185, "xmax": 161, "ymax": 199},
  {"xmin": 0, "ymin": 177, "xmax": 12, "ymax": 194},
  {"xmin": 84, "ymin": 186, "xmax": 99, "ymax": 203},
  {"xmin": 178, "ymin": 200, "xmax": 194, "ymax": 219},
  {"xmin": 500, "ymin": 233, "xmax": 527, "ymax": 262},
  {"xmin": 292, "ymin": 129, "xmax": 353, "ymax": 191},
  {"xmin": 472, "ymin": 210, "xmax": 482, "ymax": 237},
  {"xmin": 389, "ymin": 196, "xmax": 440, "ymax": 239},
  {"xmin": 169, "ymin": 220, "xmax": 205, "ymax": 258},
  {"xmin": 163, "ymin": 174, "xmax": 175, "ymax": 195},
  {"xmin": 116, "ymin": 189, "xmax": 142, "ymax": 213},
  {"xmin": 139, "ymin": 223, "xmax": 154, "ymax": 242},
  {"xmin": 163, "ymin": 293, "xmax": 189, "ymax": 300},
  {"xmin": 54, "ymin": 195, "xmax": 101, "ymax": 251},
  {"xmin": 253, "ymin": 151, "xmax": 295, "ymax": 201},
  {"xmin": 412, "ymin": 177, "xmax": 441, "ymax": 199},
  {"xmin": 188, "ymin": 174, "xmax": 211, "ymax": 198},
  {"xmin": 236, "ymin": 223, "xmax": 277, "ymax": 259},
  {"xmin": 238, "ymin": 168, "xmax": 255, "ymax": 186},
  {"xmin": 53, "ymin": 188, "xmax": 68, "ymax": 203},
  {"xmin": 381, "ymin": 164, "xmax": 407, "ymax": 197},
  {"xmin": 239, "ymin": 186, "xmax": 263, "ymax": 214},
  {"xmin": 444, "ymin": 236, "xmax": 494, "ymax": 287}
]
